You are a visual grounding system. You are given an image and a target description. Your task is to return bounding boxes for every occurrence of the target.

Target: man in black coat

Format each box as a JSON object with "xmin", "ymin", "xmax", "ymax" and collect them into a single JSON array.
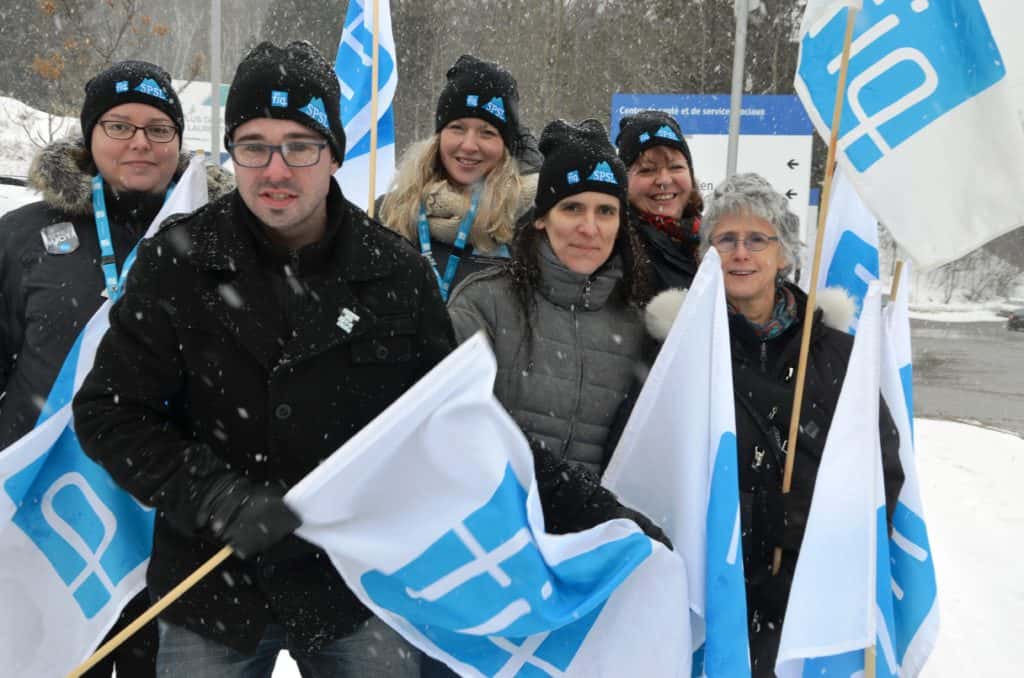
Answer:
[{"xmin": 73, "ymin": 41, "xmax": 454, "ymax": 677}]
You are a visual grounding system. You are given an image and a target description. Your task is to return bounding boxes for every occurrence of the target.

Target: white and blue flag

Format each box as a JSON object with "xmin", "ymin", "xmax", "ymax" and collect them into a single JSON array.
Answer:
[
  {"xmin": 0, "ymin": 157, "xmax": 208, "ymax": 676},
  {"xmin": 811, "ymin": 163, "xmax": 879, "ymax": 333},
  {"xmin": 795, "ymin": 0, "xmax": 1024, "ymax": 268},
  {"xmin": 286, "ymin": 334, "xmax": 691, "ymax": 677},
  {"xmin": 882, "ymin": 262, "xmax": 938, "ymax": 676},
  {"xmin": 334, "ymin": 0, "xmax": 398, "ymax": 211},
  {"xmin": 603, "ymin": 249, "xmax": 750, "ymax": 677},
  {"xmin": 775, "ymin": 282, "xmax": 900, "ymax": 678}
]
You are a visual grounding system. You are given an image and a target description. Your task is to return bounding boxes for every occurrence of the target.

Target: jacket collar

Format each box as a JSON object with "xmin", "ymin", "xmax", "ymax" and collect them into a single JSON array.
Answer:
[
  {"xmin": 537, "ymin": 240, "xmax": 622, "ymax": 311},
  {"xmin": 27, "ymin": 137, "xmax": 234, "ymax": 217},
  {"xmin": 635, "ymin": 219, "xmax": 698, "ymax": 275}
]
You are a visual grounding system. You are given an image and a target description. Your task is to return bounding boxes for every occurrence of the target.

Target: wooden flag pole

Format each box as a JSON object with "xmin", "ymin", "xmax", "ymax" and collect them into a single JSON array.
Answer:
[
  {"xmin": 773, "ymin": 3, "xmax": 859, "ymax": 576},
  {"xmin": 66, "ymin": 546, "xmax": 234, "ymax": 678},
  {"xmin": 890, "ymin": 260, "xmax": 905, "ymax": 301},
  {"xmin": 862, "ymin": 260, "xmax": 904, "ymax": 678},
  {"xmin": 367, "ymin": 0, "xmax": 381, "ymax": 218}
]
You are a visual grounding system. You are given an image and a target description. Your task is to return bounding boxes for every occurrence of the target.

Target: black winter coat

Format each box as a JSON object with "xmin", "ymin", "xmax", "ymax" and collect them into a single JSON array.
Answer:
[
  {"xmin": 730, "ymin": 285, "xmax": 904, "ymax": 676},
  {"xmin": 0, "ymin": 140, "xmax": 233, "ymax": 448},
  {"xmin": 73, "ymin": 183, "xmax": 455, "ymax": 653}
]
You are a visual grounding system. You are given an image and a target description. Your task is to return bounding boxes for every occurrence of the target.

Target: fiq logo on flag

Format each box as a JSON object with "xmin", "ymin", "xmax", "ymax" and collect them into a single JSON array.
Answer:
[
  {"xmin": 796, "ymin": 0, "xmax": 1005, "ymax": 172},
  {"xmin": 362, "ymin": 464, "xmax": 650, "ymax": 675},
  {"xmin": 3, "ymin": 429, "xmax": 152, "ymax": 619}
]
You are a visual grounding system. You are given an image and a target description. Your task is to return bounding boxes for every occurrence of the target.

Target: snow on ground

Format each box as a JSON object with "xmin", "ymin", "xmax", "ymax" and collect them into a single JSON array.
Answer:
[
  {"xmin": 918, "ymin": 418, "xmax": 1023, "ymax": 677},
  {"xmin": 909, "ymin": 309, "xmax": 1007, "ymax": 323},
  {"xmin": 269, "ymin": 419, "xmax": 1024, "ymax": 678},
  {"xmin": 0, "ymin": 96, "xmax": 77, "ymax": 177}
]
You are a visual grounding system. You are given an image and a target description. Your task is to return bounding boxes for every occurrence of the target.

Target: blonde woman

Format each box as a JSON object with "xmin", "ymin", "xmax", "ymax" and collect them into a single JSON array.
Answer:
[{"xmin": 378, "ymin": 55, "xmax": 538, "ymax": 299}]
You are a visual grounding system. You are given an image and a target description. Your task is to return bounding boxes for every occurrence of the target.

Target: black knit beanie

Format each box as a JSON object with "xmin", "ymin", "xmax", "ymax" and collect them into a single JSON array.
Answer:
[
  {"xmin": 535, "ymin": 119, "xmax": 627, "ymax": 218},
  {"xmin": 435, "ymin": 55, "xmax": 521, "ymax": 153},
  {"xmin": 225, "ymin": 41, "xmax": 346, "ymax": 163},
  {"xmin": 615, "ymin": 110, "xmax": 692, "ymax": 169},
  {"xmin": 81, "ymin": 61, "xmax": 183, "ymax": 152}
]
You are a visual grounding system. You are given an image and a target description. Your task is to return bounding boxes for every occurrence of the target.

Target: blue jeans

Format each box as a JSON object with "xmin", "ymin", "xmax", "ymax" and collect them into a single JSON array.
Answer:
[{"xmin": 156, "ymin": 615, "xmax": 421, "ymax": 678}]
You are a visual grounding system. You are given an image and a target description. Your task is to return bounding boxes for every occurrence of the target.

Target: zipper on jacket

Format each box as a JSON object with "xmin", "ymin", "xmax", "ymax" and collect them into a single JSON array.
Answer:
[
  {"xmin": 581, "ymin": 278, "xmax": 593, "ymax": 311},
  {"xmin": 562, "ymin": 304, "xmax": 585, "ymax": 456},
  {"xmin": 759, "ymin": 340, "xmax": 768, "ymax": 373}
]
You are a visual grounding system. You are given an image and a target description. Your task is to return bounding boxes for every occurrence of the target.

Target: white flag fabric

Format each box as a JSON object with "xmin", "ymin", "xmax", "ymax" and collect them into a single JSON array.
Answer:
[
  {"xmin": 0, "ymin": 157, "xmax": 208, "ymax": 676},
  {"xmin": 813, "ymin": 164, "xmax": 879, "ymax": 332},
  {"xmin": 795, "ymin": 0, "xmax": 1024, "ymax": 269},
  {"xmin": 286, "ymin": 334, "xmax": 691, "ymax": 677},
  {"xmin": 775, "ymin": 283, "xmax": 899, "ymax": 677},
  {"xmin": 603, "ymin": 249, "xmax": 750, "ymax": 677},
  {"xmin": 334, "ymin": 0, "xmax": 398, "ymax": 211},
  {"xmin": 882, "ymin": 262, "xmax": 939, "ymax": 676}
]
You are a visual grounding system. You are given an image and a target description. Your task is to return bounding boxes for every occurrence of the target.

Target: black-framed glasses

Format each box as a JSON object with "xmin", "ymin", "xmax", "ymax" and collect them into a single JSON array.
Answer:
[
  {"xmin": 227, "ymin": 141, "xmax": 329, "ymax": 168},
  {"xmin": 97, "ymin": 120, "xmax": 177, "ymax": 143},
  {"xmin": 711, "ymin": 232, "xmax": 780, "ymax": 253}
]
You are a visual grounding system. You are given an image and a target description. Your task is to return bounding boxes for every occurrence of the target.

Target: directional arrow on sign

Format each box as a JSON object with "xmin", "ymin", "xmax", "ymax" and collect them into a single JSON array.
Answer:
[
  {"xmin": 785, "ymin": 189, "xmax": 798, "ymax": 199},
  {"xmin": 787, "ymin": 158, "xmax": 799, "ymax": 169}
]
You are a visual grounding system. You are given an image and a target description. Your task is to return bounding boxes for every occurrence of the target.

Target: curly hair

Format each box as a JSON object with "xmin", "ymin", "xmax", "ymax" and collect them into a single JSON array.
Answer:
[
  {"xmin": 700, "ymin": 172, "xmax": 803, "ymax": 277},
  {"xmin": 377, "ymin": 133, "xmax": 523, "ymax": 248}
]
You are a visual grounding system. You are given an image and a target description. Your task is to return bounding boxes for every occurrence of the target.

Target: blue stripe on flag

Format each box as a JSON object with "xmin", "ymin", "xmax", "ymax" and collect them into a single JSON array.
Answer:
[
  {"xmin": 824, "ymin": 230, "xmax": 879, "ymax": 333},
  {"xmin": 890, "ymin": 502, "xmax": 937, "ymax": 665},
  {"xmin": 705, "ymin": 431, "xmax": 750, "ymax": 675},
  {"xmin": 336, "ymin": 0, "xmax": 397, "ymax": 157},
  {"xmin": 899, "ymin": 363, "xmax": 914, "ymax": 443}
]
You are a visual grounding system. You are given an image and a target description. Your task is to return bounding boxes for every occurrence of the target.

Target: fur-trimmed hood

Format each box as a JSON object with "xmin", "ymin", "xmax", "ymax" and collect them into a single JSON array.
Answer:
[
  {"xmin": 644, "ymin": 285, "xmax": 857, "ymax": 342},
  {"xmin": 27, "ymin": 138, "xmax": 235, "ymax": 216}
]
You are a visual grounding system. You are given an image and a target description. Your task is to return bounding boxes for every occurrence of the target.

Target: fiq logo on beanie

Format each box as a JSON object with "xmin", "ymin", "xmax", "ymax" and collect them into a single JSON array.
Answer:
[
  {"xmin": 271, "ymin": 91, "xmax": 289, "ymax": 108},
  {"xmin": 566, "ymin": 170, "xmax": 581, "ymax": 185},
  {"xmin": 115, "ymin": 81, "xmax": 129, "ymax": 94},
  {"xmin": 462, "ymin": 94, "xmax": 507, "ymax": 122}
]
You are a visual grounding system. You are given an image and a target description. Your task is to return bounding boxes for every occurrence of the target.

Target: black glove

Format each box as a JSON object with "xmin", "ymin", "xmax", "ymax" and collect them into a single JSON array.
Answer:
[
  {"xmin": 613, "ymin": 504, "xmax": 673, "ymax": 550},
  {"xmin": 197, "ymin": 475, "xmax": 301, "ymax": 559}
]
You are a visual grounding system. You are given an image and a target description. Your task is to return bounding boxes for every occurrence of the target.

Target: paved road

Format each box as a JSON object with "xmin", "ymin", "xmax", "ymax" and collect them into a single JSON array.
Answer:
[{"xmin": 912, "ymin": 318, "xmax": 1024, "ymax": 437}]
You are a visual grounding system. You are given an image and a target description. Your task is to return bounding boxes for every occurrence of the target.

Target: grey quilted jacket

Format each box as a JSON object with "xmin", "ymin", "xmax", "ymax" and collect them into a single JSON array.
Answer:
[{"xmin": 448, "ymin": 243, "xmax": 645, "ymax": 474}]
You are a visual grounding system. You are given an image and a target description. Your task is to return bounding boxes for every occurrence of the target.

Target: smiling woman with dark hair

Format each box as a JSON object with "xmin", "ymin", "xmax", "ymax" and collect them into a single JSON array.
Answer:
[
  {"xmin": 617, "ymin": 110, "xmax": 704, "ymax": 294},
  {"xmin": 447, "ymin": 119, "xmax": 668, "ymax": 550}
]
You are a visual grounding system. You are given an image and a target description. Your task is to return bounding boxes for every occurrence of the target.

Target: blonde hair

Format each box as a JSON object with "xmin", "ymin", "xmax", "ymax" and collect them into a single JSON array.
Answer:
[{"xmin": 378, "ymin": 133, "xmax": 523, "ymax": 248}]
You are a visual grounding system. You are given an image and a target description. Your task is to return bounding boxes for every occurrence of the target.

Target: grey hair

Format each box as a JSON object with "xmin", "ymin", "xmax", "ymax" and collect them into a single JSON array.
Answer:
[{"xmin": 700, "ymin": 172, "xmax": 803, "ymax": 277}]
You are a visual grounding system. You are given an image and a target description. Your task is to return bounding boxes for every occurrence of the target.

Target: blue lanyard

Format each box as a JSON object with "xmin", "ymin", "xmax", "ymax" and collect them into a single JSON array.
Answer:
[
  {"xmin": 91, "ymin": 175, "xmax": 172, "ymax": 301},
  {"xmin": 417, "ymin": 186, "xmax": 481, "ymax": 301}
]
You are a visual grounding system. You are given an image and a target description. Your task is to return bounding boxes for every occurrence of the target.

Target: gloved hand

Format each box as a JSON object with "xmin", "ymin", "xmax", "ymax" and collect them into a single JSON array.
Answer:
[
  {"xmin": 614, "ymin": 504, "xmax": 673, "ymax": 550},
  {"xmin": 197, "ymin": 475, "xmax": 301, "ymax": 559}
]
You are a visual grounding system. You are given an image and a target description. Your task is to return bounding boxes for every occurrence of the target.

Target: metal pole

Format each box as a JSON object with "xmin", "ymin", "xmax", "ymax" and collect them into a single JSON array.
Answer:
[
  {"xmin": 726, "ymin": 0, "xmax": 749, "ymax": 177},
  {"xmin": 210, "ymin": 0, "xmax": 222, "ymax": 164}
]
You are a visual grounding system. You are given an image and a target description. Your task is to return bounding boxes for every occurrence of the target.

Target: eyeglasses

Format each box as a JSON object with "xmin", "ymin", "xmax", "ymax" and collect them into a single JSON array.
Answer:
[
  {"xmin": 97, "ymin": 120, "xmax": 178, "ymax": 143},
  {"xmin": 227, "ymin": 141, "xmax": 329, "ymax": 168},
  {"xmin": 710, "ymin": 232, "xmax": 780, "ymax": 253}
]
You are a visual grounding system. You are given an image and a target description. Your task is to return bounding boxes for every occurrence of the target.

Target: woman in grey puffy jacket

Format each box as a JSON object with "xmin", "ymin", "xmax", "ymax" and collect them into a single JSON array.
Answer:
[{"xmin": 447, "ymin": 119, "xmax": 666, "ymax": 543}]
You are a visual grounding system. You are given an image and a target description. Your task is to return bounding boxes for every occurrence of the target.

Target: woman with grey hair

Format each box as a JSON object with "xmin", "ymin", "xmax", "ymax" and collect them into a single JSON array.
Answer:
[{"xmin": 693, "ymin": 172, "xmax": 904, "ymax": 674}]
